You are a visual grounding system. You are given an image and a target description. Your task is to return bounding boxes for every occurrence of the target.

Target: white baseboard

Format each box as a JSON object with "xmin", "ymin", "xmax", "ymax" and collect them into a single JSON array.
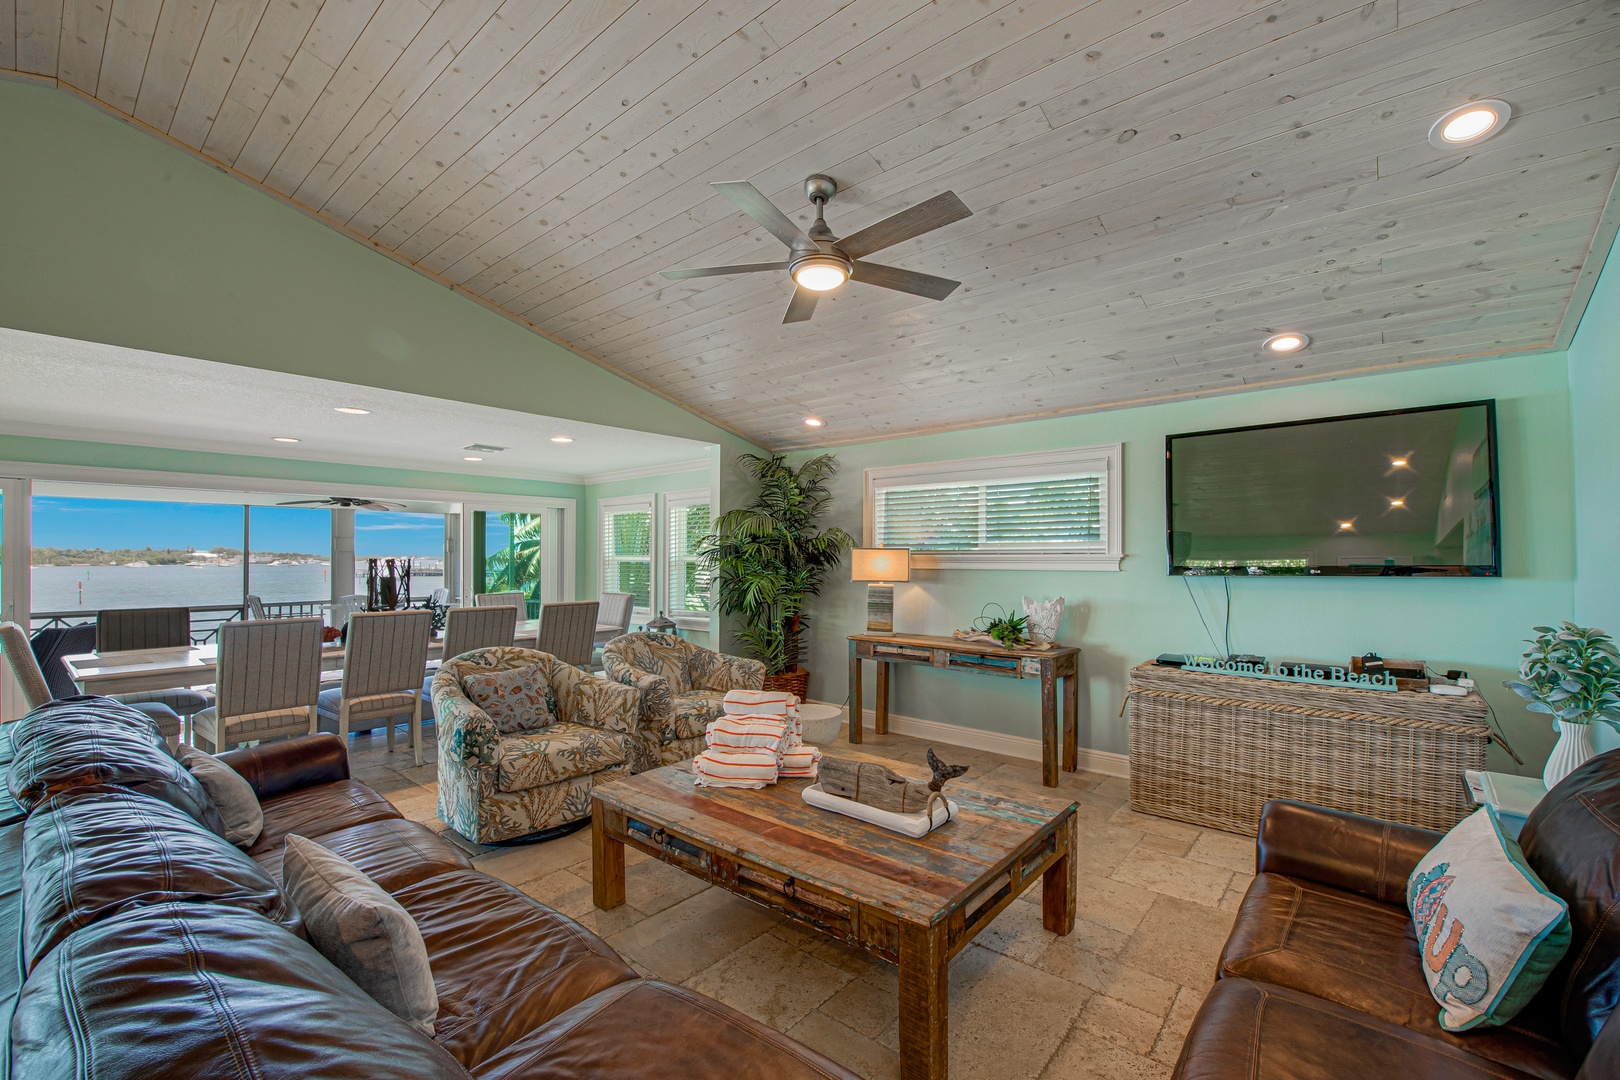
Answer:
[{"xmin": 811, "ymin": 701, "xmax": 1131, "ymax": 779}]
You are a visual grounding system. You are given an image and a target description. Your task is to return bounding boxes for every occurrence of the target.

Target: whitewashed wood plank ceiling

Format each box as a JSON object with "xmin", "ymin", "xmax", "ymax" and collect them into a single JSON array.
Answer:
[{"xmin": 8, "ymin": 0, "xmax": 1619, "ymax": 449}]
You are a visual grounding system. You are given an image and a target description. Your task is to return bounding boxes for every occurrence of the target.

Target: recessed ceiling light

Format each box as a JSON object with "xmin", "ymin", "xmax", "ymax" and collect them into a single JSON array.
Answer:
[
  {"xmin": 1429, "ymin": 100, "xmax": 1511, "ymax": 148},
  {"xmin": 1389, "ymin": 498, "xmax": 1406, "ymax": 508},
  {"xmin": 803, "ymin": 417, "xmax": 825, "ymax": 427},
  {"xmin": 334, "ymin": 406, "xmax": 371, "ymax": 415},
  {"xmin": 272, "ymin": 437, "xmax": 300, "ymax": 443},
  {"xmin": 463, "ymin": 456, "xmax": 483, "ymax": 462},
  {"xmin": 550, "ymin": 436, "xmax": 574, "ymax": 443},
  {"xmin": 1391, "ymin": 457, "xmax": 1409, "ymax": 468},
  {"xmin": 1263, "ymin": 332, "xmax": 1310, "ymax": 354},
  {"xmin": 1338, "ymin": 521, "xmax": 1355, "ymax": 531}
]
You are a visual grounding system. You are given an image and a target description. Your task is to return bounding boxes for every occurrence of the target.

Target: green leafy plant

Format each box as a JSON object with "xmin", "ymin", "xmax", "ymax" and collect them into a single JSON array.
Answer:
[
  {"xmin": 697, "ymin": 453, "xmax": 854, "ymax": 675},
  {"xmin": 1503, "ymin": 623, "xmax": 1620, "ymax": 731},
  {"xmin": 974, "ymin": 603, "xmax": 1029, "ymax": 648},
  {"xmin": 483, "ymin": 512, "xmax": 545, "ymax": 602}
]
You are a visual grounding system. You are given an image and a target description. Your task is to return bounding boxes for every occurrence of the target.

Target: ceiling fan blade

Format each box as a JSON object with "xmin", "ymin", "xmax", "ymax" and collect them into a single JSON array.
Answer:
[
  {"xmin": 660, "ymin": 262, "xmax": 789, "ymax": 281},
  {"xmin": 712, "ymin": 181, "xmax": 809, "ymax": 248},
  {"xmin": 276, "ymin": 499, "xmax": 330, "ymax": 507},
  {"xmin": 850, "ymin": 260, "xmax": 962, "ymax": 301},
  {"xmin": 837, "ymin": 191, "xmax": 972, "ymax": 260},
  {"xmin": 783, "ymin": 285, "xmax": 819, "ymax": 323}
]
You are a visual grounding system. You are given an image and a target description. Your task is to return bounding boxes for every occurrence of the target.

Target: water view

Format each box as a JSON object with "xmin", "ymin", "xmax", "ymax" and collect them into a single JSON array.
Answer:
[{"xmin": 32, "ymin": 563, "xmax": 447, "ymax": 616}]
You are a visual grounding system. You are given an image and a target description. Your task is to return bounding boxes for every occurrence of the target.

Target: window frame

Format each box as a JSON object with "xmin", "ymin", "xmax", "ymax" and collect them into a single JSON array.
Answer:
[
  {"xmin": 598, "ymin": 494, "xmax": 656, "ymax": 618},
  {"xmin": 863, "ymin": 445, "xmax": 1124, "ymax": 571},
  {"xmin": 663, "ymin": 488, "xmax": 712, "ymax": 623}
]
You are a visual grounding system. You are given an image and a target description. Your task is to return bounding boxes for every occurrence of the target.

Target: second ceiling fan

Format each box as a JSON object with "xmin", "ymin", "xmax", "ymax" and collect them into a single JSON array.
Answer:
[{"xmin": 661, "ymin": 175, "xmax": 973, "ymax": 323}]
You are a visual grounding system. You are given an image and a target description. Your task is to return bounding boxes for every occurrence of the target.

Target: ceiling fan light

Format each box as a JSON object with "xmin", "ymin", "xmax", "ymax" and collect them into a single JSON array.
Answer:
[{"xmin": 793, "ymin": 260, "xmax": 848, "ymax": 291}]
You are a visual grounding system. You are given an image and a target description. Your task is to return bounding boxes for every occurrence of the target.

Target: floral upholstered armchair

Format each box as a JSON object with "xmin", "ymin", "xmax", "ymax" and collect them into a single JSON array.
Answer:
[
  {"xmin": 432, "ymin": 647, "xmax": 647, "ymax": 844},
  {"xmin": 601, "ymin": 633, "xmax": 765, "ymax": 766}
]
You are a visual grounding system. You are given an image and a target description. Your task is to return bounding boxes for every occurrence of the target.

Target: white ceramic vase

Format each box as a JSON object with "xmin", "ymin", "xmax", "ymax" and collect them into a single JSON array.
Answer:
[{"xmin": 1543, "ymin": 719, "xmax": 1596, "ymax": 791}]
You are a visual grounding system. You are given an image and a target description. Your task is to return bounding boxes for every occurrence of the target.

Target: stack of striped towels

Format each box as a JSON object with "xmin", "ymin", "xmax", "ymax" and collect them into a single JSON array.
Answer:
[{"xmin": 692, "ymin": 689, "xmax": 822, "ymax": 789}]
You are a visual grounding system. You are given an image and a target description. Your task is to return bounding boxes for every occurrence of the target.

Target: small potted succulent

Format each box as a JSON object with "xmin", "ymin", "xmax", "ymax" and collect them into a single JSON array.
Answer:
[{"xmin": 1503, "ymin": 623, "xmax": 1620, "ymax": 789}]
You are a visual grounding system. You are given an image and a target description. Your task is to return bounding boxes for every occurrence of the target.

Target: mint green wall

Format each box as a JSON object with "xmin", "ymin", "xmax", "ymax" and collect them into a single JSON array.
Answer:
[
  {"xmin": 792, "ymin": 353, "xmax": 1577, "ymax": 774},
  {"xmin": 1567, "ymin": 231, "xmax": 1620, "ymax": 753},
  {"xmin": 583, "ymin": 465, "xmax": 715, "ymax": 647},
  {"xmin": 0, "ymin": 82, "xmax": 746, "ymax": 449}
]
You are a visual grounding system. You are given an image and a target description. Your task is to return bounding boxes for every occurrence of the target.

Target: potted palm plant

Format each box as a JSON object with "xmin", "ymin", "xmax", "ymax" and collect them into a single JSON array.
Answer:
[
  {"xmin": 1504, "ymin": 622, "xmax": 1620, "ymax": 789},
  {"xmin": 698, "ymin": 453, "xmax": 854, "ymax": 699}
]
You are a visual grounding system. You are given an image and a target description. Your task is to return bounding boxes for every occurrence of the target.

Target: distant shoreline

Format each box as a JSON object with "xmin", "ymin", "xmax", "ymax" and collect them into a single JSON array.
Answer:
[{"xmin": 31, "ymin": 547, "xmax": 327, "ymax": 568}]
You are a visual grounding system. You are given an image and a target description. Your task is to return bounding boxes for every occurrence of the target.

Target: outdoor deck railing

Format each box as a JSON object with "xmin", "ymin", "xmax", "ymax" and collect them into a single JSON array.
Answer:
[{"xmin": 30, "ymin": 605, "xmax": 248, "ymax": 645}]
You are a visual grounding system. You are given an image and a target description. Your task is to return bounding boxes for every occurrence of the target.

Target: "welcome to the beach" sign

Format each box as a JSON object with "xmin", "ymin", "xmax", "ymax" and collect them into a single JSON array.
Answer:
[{"xmin": 1183, "ymin": 656, "xmax": 1399, "ymax": 692}]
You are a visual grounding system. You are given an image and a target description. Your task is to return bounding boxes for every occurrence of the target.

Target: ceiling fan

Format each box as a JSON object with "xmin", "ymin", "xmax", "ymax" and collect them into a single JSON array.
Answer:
[
  {"xmin": 277, "ymin": 496, "xmax": 405, "ymax": 511},
  {"xmin": 661, "ymin": 175, "xmax": 973, "ymax": 323}
]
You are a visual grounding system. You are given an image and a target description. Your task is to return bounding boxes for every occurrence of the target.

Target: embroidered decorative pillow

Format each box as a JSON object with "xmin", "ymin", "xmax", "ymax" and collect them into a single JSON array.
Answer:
[
  {"xmin": 1406, "ymin": 806, "xmax": 1571, "ymax": 1031},
  {"xmin": 462, "ymin": 664, "xmax": 553, "ymax": 735}
]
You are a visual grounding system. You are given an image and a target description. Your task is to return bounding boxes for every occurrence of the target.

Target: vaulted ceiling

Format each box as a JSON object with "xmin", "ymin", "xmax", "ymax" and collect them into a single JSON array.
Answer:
[{"xmin": 4, "ymin": 0, "xmax": 1618, "ymax": 449}]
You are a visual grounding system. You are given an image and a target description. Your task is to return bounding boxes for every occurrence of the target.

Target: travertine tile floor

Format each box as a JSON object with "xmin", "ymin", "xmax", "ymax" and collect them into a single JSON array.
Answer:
[{"xmin": 345, "ymin": 727, "xmax": 1252, "ymax": 1080}]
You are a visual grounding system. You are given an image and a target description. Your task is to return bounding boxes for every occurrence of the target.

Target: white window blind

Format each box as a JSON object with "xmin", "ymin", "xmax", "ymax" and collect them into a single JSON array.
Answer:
[
  {"xmin": 666, "ymin": 493, "xmax": 711, "ymax": 616},
  {"xmin": 865, "ymin": 446, "xmax": 1123, "ymax": 570},
  {"xmin": 600, "ymin": 498, "xmax": 653, "ymax": 611}
]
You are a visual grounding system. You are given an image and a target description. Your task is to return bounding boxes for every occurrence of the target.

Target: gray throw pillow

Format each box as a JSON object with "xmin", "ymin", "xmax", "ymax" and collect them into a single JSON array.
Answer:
[
  {"xmin": 177, "ymin": 745, "xmax": 264, "ymax": 848},
  {"xmin": 282, "ymin": 834, "xmax": 438, "ymax": 1035}
]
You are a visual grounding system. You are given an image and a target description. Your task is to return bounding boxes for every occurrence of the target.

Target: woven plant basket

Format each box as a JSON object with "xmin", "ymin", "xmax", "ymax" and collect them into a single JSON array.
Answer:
[
  {"xmin": 1125, "ymin": 662, "xmax": 1493, "ymax": 835},
  {"xmin": 763, "ymin": 667, "xmax": 811, "ymax": 701}
]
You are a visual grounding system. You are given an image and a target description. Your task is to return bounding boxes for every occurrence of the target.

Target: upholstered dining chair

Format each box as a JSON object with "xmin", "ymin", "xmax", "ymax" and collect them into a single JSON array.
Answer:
[
  {"xmin": 317, "ymin": 609, "xmax": 433, "ymax": 766},
  {"xmin": 537, "ymin": 600, "xmax": 599, "ymax": 669},
  {"xmin": 94, "ymin": 607, "xmax": 212, "ymax": 729},
  {"xmin": 475, "ymin": 590, "xmax": 527, "ymax": 615},
  {"xmin": 592, "ymin": 591, "xmax": 635, "ymax": 671},
  {"xmin": 420, "ymin": 605, "xmax": 518, "ymax": 721},
  {"xmin": 1, "ymin": 621, "xmax": 51, "ymax": 713},
  {"xmin": 192, "ymin": 618, "xmax": 323, "ymax": 754},
  {"xmin": 2, "ymin": 621, "xmax": 183, "ymax": 741}
]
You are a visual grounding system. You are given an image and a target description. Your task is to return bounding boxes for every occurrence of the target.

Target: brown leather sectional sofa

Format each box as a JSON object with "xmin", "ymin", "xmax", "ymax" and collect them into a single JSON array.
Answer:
[
  {"xmin": 1172, "ymin": 751, "xmax": 1620, "ymax": 1080},
  {"xmin": 0, "ymin": 699, "xmax": 861, "ymax": 1080}
]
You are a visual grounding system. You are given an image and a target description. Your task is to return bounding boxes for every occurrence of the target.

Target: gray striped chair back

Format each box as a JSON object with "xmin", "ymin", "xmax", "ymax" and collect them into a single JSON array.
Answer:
[
  {"xmin": 343, "ymin": 610, "xmax": 433, "ymax": 700},
  {"xmin": 597, "ymin": 592, "xmax": 634, "ymax": 634},
  {"xmin": 442, "ymin": 605, "xmax": 518, "ymax": 661},
  {"xmin": 537, "ymin": 601, "xmax": 599, "ymax": 669},
  {"xmin": 97, "ymin": 608, "xmax": 190, "ymax": 651},
  {"xmin": 215, "ymin": 617, "xmax": 323, "ymax": 718},
  {"xmin": 0, "ymin": 621, "xmax": 52, "ymax": 711},
  {"xmin": 475, "ymin": 591, "xmax": 527, "ymax": 614}
]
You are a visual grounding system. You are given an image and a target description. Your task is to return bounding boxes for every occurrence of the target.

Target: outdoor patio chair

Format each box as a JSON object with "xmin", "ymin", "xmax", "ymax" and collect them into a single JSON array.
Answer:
[
  {"xmin": 420, "ymin": 605, "xmax": 518, "ymax": 721},
  {"xmin": 316, "ymin": 609, "xmax": 433, "ymax": 766},
  {"xmin": 94, "ymin": 607, "xmax": 212, "ymax": 725},
  {"xmin": 246, "ymin": 594, "xmax": 268, "ymax": 619},
  {"xmin": 192, "ymin": 617, "xmax": 322, "ymax": 754},
  {"xmin": 537, "ymin": 600, "xmax": 599, "ymax": 669}
]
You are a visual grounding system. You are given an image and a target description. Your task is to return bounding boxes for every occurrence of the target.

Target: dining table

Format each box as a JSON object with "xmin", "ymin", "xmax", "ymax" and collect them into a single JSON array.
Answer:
[{"xmin": 62, "ymin": 620, "xmax": 541, "ymax": 697}]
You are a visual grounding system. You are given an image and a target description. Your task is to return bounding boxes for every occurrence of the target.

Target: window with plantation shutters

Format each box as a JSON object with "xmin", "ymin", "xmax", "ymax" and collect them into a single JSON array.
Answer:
[
  {"xmin": 865, "ymin": 445, "xmax": 1123, "ymax": 570},
  {"xmin": 666, "ymin": 492, "xmax": 711, "ymax": 617},
  {"xmin": 599, "ymin": 496, "xmax": 653, "ymax": 612}
]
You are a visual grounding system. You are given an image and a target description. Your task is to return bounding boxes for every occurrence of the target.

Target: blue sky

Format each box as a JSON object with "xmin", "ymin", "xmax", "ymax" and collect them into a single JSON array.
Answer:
[{"xmin": 31, "ymin": 498, "xmax": 446, "ymax": 557}]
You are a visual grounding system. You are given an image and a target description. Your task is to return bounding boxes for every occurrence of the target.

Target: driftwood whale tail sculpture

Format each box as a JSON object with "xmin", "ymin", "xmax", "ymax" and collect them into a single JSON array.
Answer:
[{"xmin": 819, "ymin": 750, "xmax": 970, "ymax": 821}]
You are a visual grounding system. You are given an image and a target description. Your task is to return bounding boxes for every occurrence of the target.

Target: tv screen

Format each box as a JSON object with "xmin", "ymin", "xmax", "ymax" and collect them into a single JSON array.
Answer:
[{"xmin": 1166, "ymin": 401, "xmax": 1500, "ymax": 577}]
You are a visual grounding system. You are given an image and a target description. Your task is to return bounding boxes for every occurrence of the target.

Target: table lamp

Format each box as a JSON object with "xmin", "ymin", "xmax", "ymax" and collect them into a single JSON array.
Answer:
[{"xmin": 850, "ymin": 548, "xmax": 911, "ymax": 635}]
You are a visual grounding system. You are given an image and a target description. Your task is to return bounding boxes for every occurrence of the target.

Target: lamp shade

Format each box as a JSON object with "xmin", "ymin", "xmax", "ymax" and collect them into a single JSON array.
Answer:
[{"xmin": 850, "ymin": 547, "xmax": 911, "ymax": 583}]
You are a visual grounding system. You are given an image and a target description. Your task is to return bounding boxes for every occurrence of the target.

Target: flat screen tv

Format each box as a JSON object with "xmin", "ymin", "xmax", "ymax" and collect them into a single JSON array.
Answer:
[{"xmin": 1166, "ymin": 401, "xmax": 1500, "ymax": 577}]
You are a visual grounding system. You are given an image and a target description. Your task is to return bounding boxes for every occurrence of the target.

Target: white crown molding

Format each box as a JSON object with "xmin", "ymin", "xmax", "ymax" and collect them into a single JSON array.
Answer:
[
  {"xmin": 0, "ymin": 419, "xmax": 588, "ymax": 486},
  {"xmin": 816, "ymin": 702, "xmax": 1130, "ymax": 779},
  {"xmin": 580, "ymin": 458, "xmax": 712, "ymax": 486},
  {"xmin": 0, "ymin": 458, "xmax": 575, "ymax": 513}
]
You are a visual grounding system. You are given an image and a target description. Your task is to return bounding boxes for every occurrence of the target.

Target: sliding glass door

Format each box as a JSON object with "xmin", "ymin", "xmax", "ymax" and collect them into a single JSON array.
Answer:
[{"xmin": 464, "ymin": 502, "xmax": 570, "ymax": 616}]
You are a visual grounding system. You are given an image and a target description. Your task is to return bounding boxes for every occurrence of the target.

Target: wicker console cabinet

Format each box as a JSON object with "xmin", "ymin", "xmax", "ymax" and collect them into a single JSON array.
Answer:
[{"xmin": 1126, "ymin": 661, "xmax": 1492, "ymax": 835}]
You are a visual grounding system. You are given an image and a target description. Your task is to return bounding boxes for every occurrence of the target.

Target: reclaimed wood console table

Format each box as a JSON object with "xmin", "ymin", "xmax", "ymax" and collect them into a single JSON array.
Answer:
[{"xmin": 848, "ymin": 633, "xmax": 1081, "ymax": 787}]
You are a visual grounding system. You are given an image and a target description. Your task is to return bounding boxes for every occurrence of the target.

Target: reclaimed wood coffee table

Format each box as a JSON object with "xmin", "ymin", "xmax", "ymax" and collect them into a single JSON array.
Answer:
[{"xmin": 592, "ymin": 756, "xmax": 1079, "ymax": 1080}]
